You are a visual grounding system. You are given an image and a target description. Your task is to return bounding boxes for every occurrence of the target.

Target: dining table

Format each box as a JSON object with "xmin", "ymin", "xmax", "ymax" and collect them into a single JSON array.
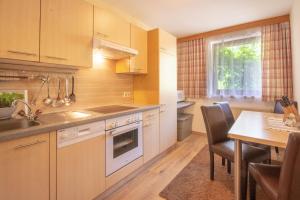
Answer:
[{"xmin": 228, "ymin": 111, "xmax": 294, "ymax": 200}]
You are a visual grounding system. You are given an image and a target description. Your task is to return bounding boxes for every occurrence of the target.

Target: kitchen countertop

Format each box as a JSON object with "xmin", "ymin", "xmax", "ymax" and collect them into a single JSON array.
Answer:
[{"xmin": 0, "ymin": 104, "xmax": 160, "ymax": 143}]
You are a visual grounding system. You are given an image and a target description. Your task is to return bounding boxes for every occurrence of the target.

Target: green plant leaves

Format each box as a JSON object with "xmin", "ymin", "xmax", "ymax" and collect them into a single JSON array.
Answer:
[{"xmin": 0, "ymin": 92, "xmax": 24, "ymax": 108}]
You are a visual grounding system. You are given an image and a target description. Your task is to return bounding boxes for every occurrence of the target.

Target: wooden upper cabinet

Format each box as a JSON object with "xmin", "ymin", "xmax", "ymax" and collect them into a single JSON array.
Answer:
[
  {"xmin": 94, "ymin": 7, "xmax": 130, "ymax": 47},
  {"xmin": 0, "ymin": 133, "xmax": 50, "ymax": 200},
  {"xmin": 116, "ymin": 24, "xmax": 148, "ymax": 74},
  {"xmin": 40, "ymin": 0, "xmax": 93, "ymax": 67},
  {"xmin": 0, "ymin": 0, "xmax": 40, "ymax": 61},
  {"xmin": 129, "ymin": 24, "xmax": 148, "ymax": 73}
]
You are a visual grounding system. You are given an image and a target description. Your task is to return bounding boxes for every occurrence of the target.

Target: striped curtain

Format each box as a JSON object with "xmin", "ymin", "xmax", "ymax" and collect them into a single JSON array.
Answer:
[
  {"xmin": 262, "ymin": 22, "xmax": 293, "ymax": 101},
  {"xmin": 177, "ymin": 39, "xmax": 207, "ymax": 98}
]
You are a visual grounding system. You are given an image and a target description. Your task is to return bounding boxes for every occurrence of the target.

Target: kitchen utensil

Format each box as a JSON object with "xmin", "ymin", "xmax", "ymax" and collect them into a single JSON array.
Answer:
[
  {"xmin": 69, "ymin": 76, "xmax": 76, "ymax": 103},
  {"xmin": 64, "ymin": 78, "xmax": 71, "ymax": 106},
  {"xmin": 52, "ymin": 79, "xmax": 64, "ymax": 107},
  {"xmin": 43, "ymin": 78, "xmax": 53, "ymax": 106},
  {"xmin": 31, "ymin": 75, "xmax": 48, "ymax": 105}
]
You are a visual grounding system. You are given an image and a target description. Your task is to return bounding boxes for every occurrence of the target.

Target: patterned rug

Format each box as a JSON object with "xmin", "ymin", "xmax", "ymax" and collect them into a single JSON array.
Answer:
[{"xmin": 160, "ymin": 145, "xmax": 273, "ymax": 200}]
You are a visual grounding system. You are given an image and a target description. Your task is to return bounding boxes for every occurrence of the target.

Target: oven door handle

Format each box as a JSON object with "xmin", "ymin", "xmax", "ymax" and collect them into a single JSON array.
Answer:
[{"xmin": 109, "ymin": 123, "xmax": 141, "ymax": 137}]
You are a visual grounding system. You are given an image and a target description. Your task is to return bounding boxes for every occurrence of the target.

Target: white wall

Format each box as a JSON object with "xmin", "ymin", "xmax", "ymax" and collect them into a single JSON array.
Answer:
[
  {"xmin": 291, "ymin": 0, "xmax": 300, "ymax": 103},
  {"xmin": 183, "ymin": 98, "xmax": 273, "ymax": 133}
]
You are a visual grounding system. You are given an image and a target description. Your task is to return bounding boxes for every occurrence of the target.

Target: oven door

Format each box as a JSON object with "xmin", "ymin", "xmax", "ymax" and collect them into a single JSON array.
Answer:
[{"xmin": 106, "ymin": 121, "xmax": 143, "ymax": 176}]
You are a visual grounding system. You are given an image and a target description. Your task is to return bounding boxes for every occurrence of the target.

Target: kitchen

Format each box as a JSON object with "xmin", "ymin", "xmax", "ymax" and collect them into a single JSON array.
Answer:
[
  {"xmin": 0, "ymin": 0, "xmax": 177, "ymax": 199},
  {"xmin": 2, "ymin": 0, "xmax": 300, "ymax": 200}
]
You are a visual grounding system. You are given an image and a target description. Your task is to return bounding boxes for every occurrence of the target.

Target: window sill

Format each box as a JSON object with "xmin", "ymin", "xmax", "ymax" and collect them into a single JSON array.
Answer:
[{"xmin": 187, "ymin": 96, "xmax": 274, "ymax": 112}]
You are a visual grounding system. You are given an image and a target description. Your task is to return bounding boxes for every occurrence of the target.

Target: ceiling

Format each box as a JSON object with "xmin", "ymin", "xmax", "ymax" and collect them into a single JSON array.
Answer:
[{"xmin": 99, "ymin": 0, "xmax": 293, "ymax": 38}]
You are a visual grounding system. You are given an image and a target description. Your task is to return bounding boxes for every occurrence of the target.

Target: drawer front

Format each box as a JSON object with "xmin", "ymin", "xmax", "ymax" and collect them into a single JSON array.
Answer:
[{"xmin": 143, "ymin": 109, "xmax": 159, "ymax": 121}]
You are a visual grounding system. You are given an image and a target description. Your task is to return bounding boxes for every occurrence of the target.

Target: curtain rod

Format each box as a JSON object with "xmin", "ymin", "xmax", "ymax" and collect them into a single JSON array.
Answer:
[{"xmin": 177, "ymin": 14, "xmax": 290, "ymax": 43}]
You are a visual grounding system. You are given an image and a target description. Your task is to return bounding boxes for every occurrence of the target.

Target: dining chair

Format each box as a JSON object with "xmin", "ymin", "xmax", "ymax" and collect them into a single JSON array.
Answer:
[
  {"xmin": 273, "ymin": 100, "xmax": 298, "ymax": 153},
  {"xmin": 201, "ymin": 105, "xmax": 271, "ymax": 200},
  {"xmin": 214, "ymin": 102, "xmax": 235, "ymax": 172},
  {"xmin": 249, "ymin": 132, "xmax": 300, "ymax": 200},
  {"xmin": 214, "ymin": 102, "xmax": 272, "ymax": 168}
]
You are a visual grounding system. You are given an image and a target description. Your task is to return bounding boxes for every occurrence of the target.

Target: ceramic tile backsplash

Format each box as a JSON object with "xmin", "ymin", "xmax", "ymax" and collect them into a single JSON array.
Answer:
[{"xmin": 0, "ymin": 59, "xmax": 133, "ymax": 113}]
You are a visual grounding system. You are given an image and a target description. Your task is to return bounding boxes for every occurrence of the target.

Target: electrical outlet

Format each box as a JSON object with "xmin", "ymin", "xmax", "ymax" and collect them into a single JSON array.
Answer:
[{"xmin": 123, "ymin": 91, "xmax": 131, "ymax": 97}]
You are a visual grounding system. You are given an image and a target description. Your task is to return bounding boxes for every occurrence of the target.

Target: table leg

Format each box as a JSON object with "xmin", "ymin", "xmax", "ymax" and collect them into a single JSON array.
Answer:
[{"xmin": 234, "ymin": 139, "xmax": 242, "ymax": 200}]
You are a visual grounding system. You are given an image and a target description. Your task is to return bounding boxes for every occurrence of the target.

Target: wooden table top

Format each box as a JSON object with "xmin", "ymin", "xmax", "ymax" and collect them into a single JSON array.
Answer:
[{"xmin": 228, "ymin": 111, "xmax": 291, "ymax": 148}]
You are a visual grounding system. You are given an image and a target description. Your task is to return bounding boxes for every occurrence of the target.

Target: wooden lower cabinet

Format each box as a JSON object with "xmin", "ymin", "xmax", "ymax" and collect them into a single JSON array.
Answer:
[
  {"xmin": 57, "ymin": 134, "xmax": 106, "ymax": 200},
  {"xmin": 0, "ymin": 133, "xmax": 50, "ymax": 200},
  {"xmin": 143, "ymin": 109, "xmax": 160, "ymax": 163}
]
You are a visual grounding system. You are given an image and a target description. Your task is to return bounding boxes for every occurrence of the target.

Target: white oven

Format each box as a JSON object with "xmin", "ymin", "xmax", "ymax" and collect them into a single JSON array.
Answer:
[{"xmin": 105, "ymin": 113, "xmax": 143, "ymax": 176}]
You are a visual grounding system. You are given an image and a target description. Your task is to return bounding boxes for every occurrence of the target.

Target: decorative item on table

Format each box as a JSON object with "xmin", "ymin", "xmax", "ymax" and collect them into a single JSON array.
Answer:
[
  {"xmin": 279, "ymin": 96, "xmax": 300, "ymax": 127},
  {"xmin": 0, "ymin": 91, "xmax": 25, "ymax": 120}
]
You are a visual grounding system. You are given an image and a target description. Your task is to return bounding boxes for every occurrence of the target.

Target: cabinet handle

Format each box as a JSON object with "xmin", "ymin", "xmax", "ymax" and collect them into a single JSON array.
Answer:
[
  {"xmin": 14, "ymin": 140, "xmax": 47, "ymax": 150},
  {"xmin": 96, "ymin": 32, "xmax": 108, "ymax": 38},
  {"xmin": 78, "ymin": 128, "xmax": 91, "ymax": 136},
  {"xmin": 45, "ymin": 56, "xmax": 67, "ymax": 61},
  {"xmin": 7, "ymin": 50, "xmax": 37, "ymax": 57}
]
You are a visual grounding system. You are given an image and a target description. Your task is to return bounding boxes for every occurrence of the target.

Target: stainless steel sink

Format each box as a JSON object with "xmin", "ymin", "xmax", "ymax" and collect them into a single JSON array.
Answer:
[{"xmin": 0, "ymin": 118, "xmax": 40, "ymax": 132}]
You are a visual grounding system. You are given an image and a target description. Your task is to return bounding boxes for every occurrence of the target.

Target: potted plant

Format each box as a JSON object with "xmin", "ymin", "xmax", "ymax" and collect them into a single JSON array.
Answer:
[{"xmin": 0, "ymin": 92, "xmax": 24, "ymax": 120}]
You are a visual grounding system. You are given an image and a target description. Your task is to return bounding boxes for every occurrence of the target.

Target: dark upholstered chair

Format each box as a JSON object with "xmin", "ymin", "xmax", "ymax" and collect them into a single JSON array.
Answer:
[
  {"xmin": 214, "ymin": 102, "xmax": 235, "ymax": 172},
  {"xmin": 273, "ymin": 100, "xmax": 298, "ymax": 153},
  {"xmin": 249, "ymin": 133, "xmax": 300, "ymax": 200},
  {"xmin": 214, "ymin": 102, "xmax": 271, "ymax": 171},
  {"xmin": 201, "ymin": 105, "xmax": 271, "ymax": 200}
]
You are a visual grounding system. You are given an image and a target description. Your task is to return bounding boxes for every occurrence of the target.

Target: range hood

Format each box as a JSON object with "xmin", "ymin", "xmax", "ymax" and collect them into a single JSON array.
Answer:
[{"xmin": 93, "ymin": 38, "xmax": 138, "ymax": 60}]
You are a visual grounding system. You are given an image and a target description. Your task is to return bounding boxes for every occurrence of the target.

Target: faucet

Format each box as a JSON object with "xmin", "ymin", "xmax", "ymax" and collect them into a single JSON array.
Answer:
[{"xmin": 12, "ymin": 99, "xmax": 42, "ymax": 121}]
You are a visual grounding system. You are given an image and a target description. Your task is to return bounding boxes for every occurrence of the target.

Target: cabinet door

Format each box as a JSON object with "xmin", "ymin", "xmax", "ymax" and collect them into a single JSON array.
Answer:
[
  {"xmin": 94, "ymin": 7, "xmax": 130, "ymax": 47},
  {"xmin": 40, "ymin": 0, "xmax": 93, "ymax": 67},
  {"xmin": 143, "ymin": 109, "xmax": 160, "ymax": 163},
  {"xmin": 57, "ymin": 134, "xmax": 105, "ymax": 200},
  {"xmin": 0, "ymin": 0, "xmax": 40, "ymax": 61},
  {"xmin": 0, "ymin": 133, "xmax": 50, "ymax": 200},
  {"xmin": 159, "ymin": 51, "xmax": 177, "ymax": 152},
  {"xmin": 130, "ymin": 24, "xmax": 148, "ymax": 73}
]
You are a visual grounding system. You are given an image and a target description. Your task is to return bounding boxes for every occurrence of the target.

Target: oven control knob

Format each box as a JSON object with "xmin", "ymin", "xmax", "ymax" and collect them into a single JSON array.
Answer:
[
  {"xmin": 115, "ymin": 121, "xmax": 119, "ymax": 127},
  {"xmin": 127, "ymin": 119, "xmax": 131, "ymax": 123}
]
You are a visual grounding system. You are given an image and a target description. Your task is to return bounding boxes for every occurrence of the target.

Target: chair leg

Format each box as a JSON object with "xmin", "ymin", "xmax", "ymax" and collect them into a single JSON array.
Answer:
[
  {"xmin": 275, "ymin": 147, "xmax": 279, "ymax": 154},
  {"xmin": 222, "ymin": 157, "xmax": 225, "ymax": 166},
  {"xmin": 227, "ymin": 160, "xmax": 231, "ymax": 174},
  {"xmin": 249, "ymin": 173, "xmax": 256, "ymax": 200},
  {"xmin": 210, "ymin": 152, "xmax": 214, "ymax": 180},
  {"xmin": 241, "ymin": 162, "xmax": 248, "ymax": 200}
]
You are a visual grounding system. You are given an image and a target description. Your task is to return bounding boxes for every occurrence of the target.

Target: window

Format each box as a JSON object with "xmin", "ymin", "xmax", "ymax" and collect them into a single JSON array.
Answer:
[{"xmin": 207, "ymin": 31, "xmax": 262, "ymax": 98}]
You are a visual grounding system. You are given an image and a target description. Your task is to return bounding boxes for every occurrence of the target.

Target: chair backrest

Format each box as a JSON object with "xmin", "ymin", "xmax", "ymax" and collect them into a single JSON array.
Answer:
[
  {"xmin": 274, "ymin": 100, "xmax": 298, "ymax": 114},
  {"xmin": 278, "ymin": 133, "xmax": 300, "ymax": 200},
  {"xmin": 201, "ymin": 105, "xmax": 229, "ymax": 148},
  {"xmin": 214, "ymin": 102, "xmax": 235, "ymax": 128}
]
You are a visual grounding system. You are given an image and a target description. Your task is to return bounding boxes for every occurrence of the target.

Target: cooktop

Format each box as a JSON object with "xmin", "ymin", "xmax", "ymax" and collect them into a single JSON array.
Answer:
[{"xmin": 87, "ymin": 105, "xmax": 136, "ymax": 114}]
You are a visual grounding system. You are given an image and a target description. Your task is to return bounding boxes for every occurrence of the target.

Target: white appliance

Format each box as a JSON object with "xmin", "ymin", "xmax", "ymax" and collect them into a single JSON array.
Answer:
[
  {"xmin": 56, "ymin": 121, "xmax": 105, "ymax": 200},
  {"xmin": 177, "ymin": 90, "xmax": 186, "ymax": 102},
  {"xmin": 57, "ymin": 121, "xmax": 105, "ymax": 148},
  {"xmin": 105, "ymin": 113, "xmax": 143, "ymax": 176},
  {"xmin": 93, "ymin": 38, "xmax": 138, "ymax": 60}
]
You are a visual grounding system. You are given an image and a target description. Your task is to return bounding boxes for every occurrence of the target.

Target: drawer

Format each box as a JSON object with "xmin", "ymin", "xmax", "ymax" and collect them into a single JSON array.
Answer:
[{"xmin": 143, "ymin": 109, "xmax": 159, "ymax": 121}]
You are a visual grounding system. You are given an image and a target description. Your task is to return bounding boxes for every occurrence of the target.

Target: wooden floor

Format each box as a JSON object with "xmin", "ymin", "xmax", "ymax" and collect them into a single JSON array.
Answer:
[{"xmin": 104, "ymin": 133, "xmax": 207, "ymax": 200}]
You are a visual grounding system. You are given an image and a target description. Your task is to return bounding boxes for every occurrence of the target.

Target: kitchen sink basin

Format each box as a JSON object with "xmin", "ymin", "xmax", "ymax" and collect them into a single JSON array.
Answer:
[{"xmin": 0, "ymin": 118, "xmax": 40, "ymax": 132}]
